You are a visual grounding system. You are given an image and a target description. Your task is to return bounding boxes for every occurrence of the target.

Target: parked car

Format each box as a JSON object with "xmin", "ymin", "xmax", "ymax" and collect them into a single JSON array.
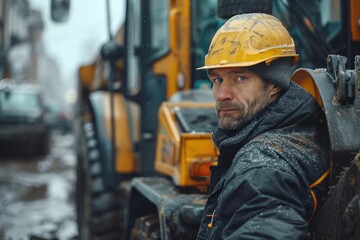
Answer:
[
  {"xmin": 45, "ymin": 102, "xmax": 73, "ymax": 133},
  {"xmin": 0, "ymin": 83, "xmax": 50, "ymax": 156}
]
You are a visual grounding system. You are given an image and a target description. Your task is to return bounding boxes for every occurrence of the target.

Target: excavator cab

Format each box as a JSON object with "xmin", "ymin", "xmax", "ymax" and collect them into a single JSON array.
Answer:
[{"xmin": 52, "ymin": 0, "xmax": 360, "ymax": 239}]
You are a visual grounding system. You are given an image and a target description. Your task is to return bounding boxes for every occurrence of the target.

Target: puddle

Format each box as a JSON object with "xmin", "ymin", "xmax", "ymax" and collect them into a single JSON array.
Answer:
[{"xmin": 0, "ymin": 131, "xmax": 78, "ymax": 240}]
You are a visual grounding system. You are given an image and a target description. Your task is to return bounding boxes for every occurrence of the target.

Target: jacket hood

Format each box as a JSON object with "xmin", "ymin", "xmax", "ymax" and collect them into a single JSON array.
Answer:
[{"xmin": 212, "ymin": 81, "xmax": 322, "ymax": 151}]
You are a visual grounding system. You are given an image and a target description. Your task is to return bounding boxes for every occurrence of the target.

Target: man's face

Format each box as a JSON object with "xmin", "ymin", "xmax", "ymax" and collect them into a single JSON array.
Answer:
[{"xmin": 208, "ymin": 67, "xmax": 276, "ymax": 130}]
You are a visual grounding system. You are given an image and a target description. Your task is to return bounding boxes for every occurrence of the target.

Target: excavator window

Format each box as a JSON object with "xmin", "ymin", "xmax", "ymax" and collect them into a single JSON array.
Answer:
[
  {"xmin": 149, "ymin": 0, "xmax": 169, "ymax": 58},
  {"xmin": 125, "ymin": 0, "xmax": 169, "ymax": 96},
  {"xmin": 191, "ymin": 0, "xmax": 224, "ymax": 89},
  {"xmin": 273, "ymin": 0, "xmax": 342, "ymax": 68},
  {"xmin": 126, "ymin": 0, "xmax": 142, "ymax": 96}
]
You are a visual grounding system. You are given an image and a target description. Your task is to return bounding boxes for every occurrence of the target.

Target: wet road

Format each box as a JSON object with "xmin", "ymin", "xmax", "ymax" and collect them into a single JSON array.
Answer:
[{"xmin": 0, "ymin": 131, "xmax": 78, "ymax": 240}]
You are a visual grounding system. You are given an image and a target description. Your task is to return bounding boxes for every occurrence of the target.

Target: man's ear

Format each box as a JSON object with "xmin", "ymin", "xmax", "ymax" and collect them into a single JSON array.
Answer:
[{"xmin": 269, "ymin": 84, "xmax": 282, "ymax": 101}]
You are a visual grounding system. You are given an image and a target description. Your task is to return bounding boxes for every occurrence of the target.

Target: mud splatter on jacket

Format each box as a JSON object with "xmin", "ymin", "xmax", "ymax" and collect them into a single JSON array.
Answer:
[{"xmin": 196, "ymin": 82, "xmax": 329, "ymax": 240}]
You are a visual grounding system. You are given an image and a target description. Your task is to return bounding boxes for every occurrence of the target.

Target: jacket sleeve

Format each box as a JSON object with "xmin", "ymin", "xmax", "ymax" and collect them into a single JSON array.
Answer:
[{"xmin": 220, "ymin": 167, "xmax": 309, "ymax": 240}]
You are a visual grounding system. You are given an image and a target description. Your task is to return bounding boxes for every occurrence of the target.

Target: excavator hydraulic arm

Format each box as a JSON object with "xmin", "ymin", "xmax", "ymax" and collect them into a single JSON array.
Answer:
[{"xmin": 292, "ymin": 54, "xmax": 360, "ymax": 240}]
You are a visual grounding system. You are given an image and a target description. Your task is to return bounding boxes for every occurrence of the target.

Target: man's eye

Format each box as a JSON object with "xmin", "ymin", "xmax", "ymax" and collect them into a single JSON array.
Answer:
[
  {"xmin": 212, "ymin": 78, "xmax": 222, "ymax": 84},
  {"xmin": 236, "ymin": 76, "xmax": 246, "ymax": 82}
]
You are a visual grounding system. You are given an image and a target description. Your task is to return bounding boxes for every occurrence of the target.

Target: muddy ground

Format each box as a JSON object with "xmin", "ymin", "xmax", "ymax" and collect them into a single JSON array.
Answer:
[{"xmin": 0, "ymin": 131, "xmax": 78, "ymax": 240}]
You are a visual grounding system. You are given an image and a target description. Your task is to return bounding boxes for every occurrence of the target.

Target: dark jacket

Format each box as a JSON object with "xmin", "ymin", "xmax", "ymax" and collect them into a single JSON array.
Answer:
[{"xmin": 196, "ymin": 82, "xmax": 329, "ymax": 240}]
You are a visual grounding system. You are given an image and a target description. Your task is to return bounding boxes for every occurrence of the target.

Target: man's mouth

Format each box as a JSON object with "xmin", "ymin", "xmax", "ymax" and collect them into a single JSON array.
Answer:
[{"xmin": 218, "ymin": 108, "xmax": 238, "ymax": 114}]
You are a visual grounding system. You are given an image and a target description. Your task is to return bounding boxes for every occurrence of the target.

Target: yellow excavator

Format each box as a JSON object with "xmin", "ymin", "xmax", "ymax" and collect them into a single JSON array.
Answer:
[{"xmin": 51, "ymin": 0, "xmax": 360, "ymax": 239}]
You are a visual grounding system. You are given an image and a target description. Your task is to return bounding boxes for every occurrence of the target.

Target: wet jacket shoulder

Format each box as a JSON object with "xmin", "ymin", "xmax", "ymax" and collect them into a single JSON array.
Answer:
[{"xmin": 196, "ymin": 82, "xmax": 329, "ymax": 240}]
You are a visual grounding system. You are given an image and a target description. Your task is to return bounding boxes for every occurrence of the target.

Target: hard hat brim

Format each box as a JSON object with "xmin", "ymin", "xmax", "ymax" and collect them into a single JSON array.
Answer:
[{"xmin": 196, "ymin": 55, "xmax": 299, "ymax": 70}]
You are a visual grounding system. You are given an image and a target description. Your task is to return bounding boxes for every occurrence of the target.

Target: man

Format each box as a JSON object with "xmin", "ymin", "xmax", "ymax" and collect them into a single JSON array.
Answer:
[{"xmin": 196, "ymin": 13, "xmax": 329, "ymax": 239}]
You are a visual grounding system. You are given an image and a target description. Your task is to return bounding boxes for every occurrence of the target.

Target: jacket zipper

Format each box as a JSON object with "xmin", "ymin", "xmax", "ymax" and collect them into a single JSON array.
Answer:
[
  {"xmin": 205, "ymin": 209, "xmax": 216, "ymax": 239},
  {"xmin": 207, "ymin": 209, "xmax": 216, "ymax": 229},
  {"xmin": 204, "ymin": 177, "xmax": 226, "ymax": 239}
]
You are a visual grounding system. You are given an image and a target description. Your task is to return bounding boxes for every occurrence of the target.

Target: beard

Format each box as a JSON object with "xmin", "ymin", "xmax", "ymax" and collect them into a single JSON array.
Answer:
[{"xmin": 216, "ymin": 89, "xmax": 272, "ymax": 131}]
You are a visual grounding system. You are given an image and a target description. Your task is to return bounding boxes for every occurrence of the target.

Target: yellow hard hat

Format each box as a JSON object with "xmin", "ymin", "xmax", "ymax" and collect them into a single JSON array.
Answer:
[{"xmin": 198, "ymin": 13, "xmax": 299, "ymax": 70}]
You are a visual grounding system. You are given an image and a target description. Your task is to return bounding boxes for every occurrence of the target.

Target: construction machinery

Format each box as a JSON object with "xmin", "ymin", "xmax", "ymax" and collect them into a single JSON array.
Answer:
[
  {"xmin": 0, "ymin": 0, "xmax": 31, "ymax": 80},
  {"xmin": 51, "ymin": 0, "xmax": 360, "ymax": 239}
]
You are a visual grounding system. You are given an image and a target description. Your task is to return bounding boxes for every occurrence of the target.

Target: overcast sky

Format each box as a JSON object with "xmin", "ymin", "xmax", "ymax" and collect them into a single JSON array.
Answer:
[{"xmin": 29, "ymin": 0, "xmax": 125, "ymax": 88}]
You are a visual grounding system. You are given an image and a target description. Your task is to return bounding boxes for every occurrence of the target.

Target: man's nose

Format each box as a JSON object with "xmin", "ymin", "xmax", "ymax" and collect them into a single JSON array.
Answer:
[{"xmin": 215, "ymin": 82, "xmax": 233, "ymax": 101}]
